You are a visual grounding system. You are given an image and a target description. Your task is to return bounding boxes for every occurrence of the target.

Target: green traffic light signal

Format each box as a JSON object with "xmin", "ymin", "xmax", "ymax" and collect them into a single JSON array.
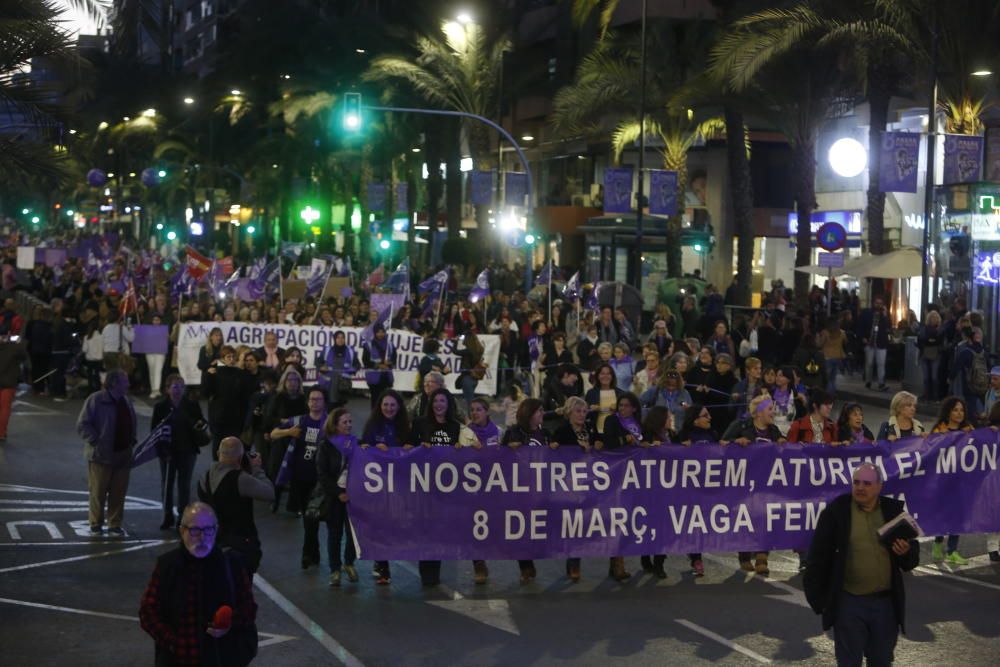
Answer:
[
  {"xmin": 343, "ymin": 92, "xmax": 362, "ymax": 131},
  {"xmin": 379, "ymin": 239, "xmax": 390, "ymax": 250},
  {"xmin": 246, "ymin": 225, "xmax": 256, "ymax": 235},
  {"xmin": 524, "ymin": 233, "xmax": 536, "ymax": 245},
  {"xmin": 157, "ymin": 170, "xmax": 167, "ymax": 178}
]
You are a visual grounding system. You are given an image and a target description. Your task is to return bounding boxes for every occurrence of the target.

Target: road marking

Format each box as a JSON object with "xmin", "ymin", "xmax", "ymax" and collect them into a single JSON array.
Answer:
[
  {"xmin": 6, "ymin": 520, "xmax": 62, "ymax": 540},
  {"xmin": 914, "ymin": 565, "xmax": 1000, "ymax": 592},
  {"xmin": 12, "ymin": 400, "xmax": 59, "ymax": 415},
  {"xmin": 0, "ymin": 484, "xmax": 161, "ymax": 514},
  {"xmin": 0, "ymin": 597, "xmax": 297, "ymax": 647},
  {"xmin": 252, "ymin": 573, "xmax": 365, "ymax": 667},
  {"xmin": 675, "ymin": 618, "xmax": 772, "ymax": 664},
  {"xmin": 394, "ymin": 563, "xmax": 521, "ymax": 636},
  {"xmin": 0, "ymin": 540, "xmax": 155, "ymax": 546},
  {"xmin": 0, "ymin": 539, "xmax": 169, "ymax": 574}
]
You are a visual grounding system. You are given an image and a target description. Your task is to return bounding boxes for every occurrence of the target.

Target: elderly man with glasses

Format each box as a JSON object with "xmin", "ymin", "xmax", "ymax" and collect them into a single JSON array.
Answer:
[{"xmin": 140, "ymin": 502, "xmax": 258, "ymax": 667}]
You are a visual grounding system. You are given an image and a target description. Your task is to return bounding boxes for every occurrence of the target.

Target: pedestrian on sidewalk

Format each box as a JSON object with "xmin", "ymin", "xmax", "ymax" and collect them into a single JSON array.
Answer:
[
  {"xmin": 857, "ymin": 298, "xmax": 891, "ymax": 392},
  {"xmin": 804, "ymin": 463, "xmax": 919, "ymax": 667}
]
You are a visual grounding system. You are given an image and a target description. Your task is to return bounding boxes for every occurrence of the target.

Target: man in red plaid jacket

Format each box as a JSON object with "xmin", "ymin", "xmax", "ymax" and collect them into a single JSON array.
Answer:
[{"xmin": 139, "ymin": 502, "xmax": 258, "ymax": 666}]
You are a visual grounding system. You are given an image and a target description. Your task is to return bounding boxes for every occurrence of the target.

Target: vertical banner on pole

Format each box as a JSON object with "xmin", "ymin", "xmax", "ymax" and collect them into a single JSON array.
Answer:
[
  {"xmin": 943, "ymin": 134, "xmax": 984, "ymax": 184},
  {"xmin": 504, "ymin": 172, "xmax": 528, "ymax": 207},
  {"xmin": 471, "ymin": 170, "xmax": 494, "ymax": 206},
  {"xmin": 603, "ymin": 167, "xmax": 634, "ymax": 214},
  {"xmin": 879, "ymin": 132, "xmax": 921, "ymax": 193},
  {"xmin": 367, "ymin": 182, "xmax": 387, "ymax": 212},
  {"xmin": 648, "ymin": 170, "xmax": 679, "ymax": 215},
  {"xmin": 395, "ymin": 183, "xmax": 408, "ymax": 213}
]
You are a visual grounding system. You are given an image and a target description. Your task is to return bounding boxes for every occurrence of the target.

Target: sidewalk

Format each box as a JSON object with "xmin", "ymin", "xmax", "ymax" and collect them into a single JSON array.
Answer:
[{"xmin": 833, "ymin": 372, "xmax": 939, "ymax": 420}]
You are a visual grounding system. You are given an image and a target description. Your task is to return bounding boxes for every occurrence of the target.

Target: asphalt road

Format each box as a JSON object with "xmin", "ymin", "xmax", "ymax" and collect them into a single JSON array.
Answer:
[{"xmin": 1, "ymin": 391, "xmax": 998, "ymax": 667}]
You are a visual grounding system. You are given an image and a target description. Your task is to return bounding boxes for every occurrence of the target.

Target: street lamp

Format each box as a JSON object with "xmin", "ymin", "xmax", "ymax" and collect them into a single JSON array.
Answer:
[
  {"xmin": 183, "ymin": 97, "xmax": 195, "ymax": 105},
  {"xmin": 971, "ymin": 69, "xmax": 993, "ymax": 77},
  {"xmin": 456, "ymin": 11, "xmax": 473, "ymax": 24},
  {"xmin": 828, "ymin": 138, "xmax": 867, "ymax": 178}
]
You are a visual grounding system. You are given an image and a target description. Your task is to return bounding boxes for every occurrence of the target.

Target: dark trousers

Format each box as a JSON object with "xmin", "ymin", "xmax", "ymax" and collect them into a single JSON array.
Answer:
[
  {"xmin": 833, "ymin": 592, "xmax": 898, "ymax": 667},
  {"xmin": 29, "ymin": 353, "xmax": 50, "ymax": 393},
  {"xmin": 302, "ymin": 514, "xmax": 321, "ymax": 562},
  {"xmin": 418, "ymin": 560, "xmax": 441, "ymax": 585},
  {"xmin": 158, "ymin": 451, "xmax": 197, "ymax": 521},
  {"xmin": 50, "ymin": 351, "xmax": 71, "ymax": 398},
  {"xmin": 84, "ymin": 360, "xmax": 102, "ymax": 391},
  {"xmin": 326, "ymin": 499, "xmax": 356, "ymax": 572},
  {"xmin": 288, "ymin": 479, "xmax": 313, "ymax": 514},
  {"xmin": 934, "ymin": 534, "xmax": 960, "ymax": 553}
]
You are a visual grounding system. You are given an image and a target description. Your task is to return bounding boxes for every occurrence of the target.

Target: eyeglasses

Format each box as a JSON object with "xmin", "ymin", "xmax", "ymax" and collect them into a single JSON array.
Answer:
[{"xmin": 182, "ymin": 524, "xmax": 218, "ymax": 537}]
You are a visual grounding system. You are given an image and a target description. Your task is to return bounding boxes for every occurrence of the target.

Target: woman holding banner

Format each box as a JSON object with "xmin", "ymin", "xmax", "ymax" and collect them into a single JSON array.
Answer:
[
  {"xmin": 360, "ymin": 389, "xmax": 411, "ymax": 586},
  {"xmin": 930, "ymin": 396, "xmax": 974, "ymax": 565},
  {"xmin": 501, "ymin": 398, "xmax": 551, "ymax": 584},
  {"xmin": 585, "ymin": 364, "xmax": 624, "ymax": 435},
  {"xmin": 552, "ymin": 396, "xmax": 595, "ymax": 582},
  {"xmin": 362, "ymin": 323, "xmax": 396, "ymax": 410},
  {"xmin": 412, "ymin": 388, "xmax": 473, "ymax": 586},
  {"xmin": 264, "ymin": 368, "xmax": 307, "ymax": 512},
  {"xmin": 321, "ymin": 408, "xmax": 358, "ymax": 587},
  {"xmin": 876, "ymin": 391, "xmax": 926, "ymax": 441},
  {"xmin": 721, "ymin": 393, "xmax": 784, "ymax": 575}
]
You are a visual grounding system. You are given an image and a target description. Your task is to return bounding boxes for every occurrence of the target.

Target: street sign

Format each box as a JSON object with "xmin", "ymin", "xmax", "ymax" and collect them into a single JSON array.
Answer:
[
  {"xmin": 818, "ymin": 252, "xmax": 845, "ymax": 267},
  {"xmin": 817, "ymin": 222, "xmax": 847, "ymax": 251}
]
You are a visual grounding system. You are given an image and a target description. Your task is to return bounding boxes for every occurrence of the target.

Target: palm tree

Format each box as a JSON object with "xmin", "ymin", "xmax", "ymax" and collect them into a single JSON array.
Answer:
[
  {"xmin": 363, "ymin": 19, "xmax": 510, "ymax": 237},
  {"xmin": 552, "ymin": 26, "xmax": 722, "ymax": 278},
  {"xmin": 0, "ymin": 0, "xmax": 90, "ymax": 186}
]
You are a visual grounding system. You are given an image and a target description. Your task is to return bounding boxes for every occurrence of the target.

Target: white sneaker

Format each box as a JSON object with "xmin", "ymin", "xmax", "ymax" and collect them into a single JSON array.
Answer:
[{"xmin": 149, "ymin": 392, "xmax": 161, "ymax": 400}]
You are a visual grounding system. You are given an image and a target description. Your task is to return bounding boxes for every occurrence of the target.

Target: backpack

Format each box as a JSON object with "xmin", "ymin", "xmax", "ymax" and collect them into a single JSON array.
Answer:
[{"xmin": 966, "ymin": 349, "xmax": 990, "ymax": 395}]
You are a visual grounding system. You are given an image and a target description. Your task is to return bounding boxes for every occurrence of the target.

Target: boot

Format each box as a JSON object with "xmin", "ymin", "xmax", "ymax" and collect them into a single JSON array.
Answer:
[
  {"xmin": 568, "ymin": 563, "xmax": 581, "ymax": 582},
  {"xmin": 754, "ymin": 553, "xmax": 770, "ymax": 576},
  {"xmin": 609, "ymin": 557, "xmax": 631, "ymax": 582},
  {"xmin": 640, "ymin": 555, "xmax": 654, "ymax": 573},
  {"xmin": 473, "ymin": 560, "xmax": 489, "ymax": 585}
]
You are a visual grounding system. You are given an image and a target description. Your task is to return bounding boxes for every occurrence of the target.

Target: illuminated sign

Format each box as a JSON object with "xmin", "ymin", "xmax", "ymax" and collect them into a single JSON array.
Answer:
[
  {"xmin": 974, "ymin": 251, "xmax": 1000, "ymax": 285},
  {"xmin": 788, "ymin": 210, "xmax": 862, "ymax": 235}
]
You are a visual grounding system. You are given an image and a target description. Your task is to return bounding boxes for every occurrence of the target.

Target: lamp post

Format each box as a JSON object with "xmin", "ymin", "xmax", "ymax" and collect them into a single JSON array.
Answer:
[
  {"xmin": 632, "ymin": 0, "xmax": 648, "ymax": 292},
  {"xmin": 919, "ymin": 10, "xmax": 938, "ymax": 318}
]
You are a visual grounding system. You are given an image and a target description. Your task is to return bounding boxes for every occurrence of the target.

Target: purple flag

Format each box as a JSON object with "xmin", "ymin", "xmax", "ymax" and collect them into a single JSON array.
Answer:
[
  {"xmin": 368, "ymin": 182, "xmax": 387, "ymax": 212},
  {"xmin": 584, "ymin": 282, "xmax": 601, "ymax": 311},
  {"xmin": 371, "ymin": 293, "xmax": 406, "ymax": 320},
  {"xmin": 603, "ymin": 167, "xmax": 633, "ymax": 214},
  {"xmin": 943, "ymin": 134, "xmax": 984, "ymax": 184},
  {"xmin": 534, "ymin": 260, "xmax": 552, "ymax": 287},
  {"xmin": 347, "ymin": 430, "xmax": 1000, "ymax": 560},
  {"xmin": 471, "ymin": 170, "xmax": 494, "ymax": 206},
  {"xmin": 132, "ymin": 324, "xmax": 169, "ymax": 354},
  {"xmin": 469, "ymin": 268, "xmax": 490, "ymax": 302},
  {"xmin": 306, "ymin": 255, "xmax": 335, "ymax": 297},
  {"xmin": 418, "ymin": 269, "xmax": 449, "ymax": 296},
  {"xmin": 383, "ymin": 258, "xmax": 410, "ymax": 294},
  {"xmin": 563, "ymin": 271, "xmax": 580, "ymax": 302},
  {"xmin": 879, "ymin": 132, "xmax": 920, "ymax": 193},
  {"xmin": 504, "ymin": 172, "xmax": 528, "ymax": 207},
  {"xmin": 649, "ymin": 170, "xmax": 678, "ymax": 215}
]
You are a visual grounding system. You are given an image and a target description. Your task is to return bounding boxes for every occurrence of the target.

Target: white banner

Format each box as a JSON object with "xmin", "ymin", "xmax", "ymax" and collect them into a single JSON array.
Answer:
[{"xmin": 177, "ymin": 321, "xmax": 500, "ymax": 395}]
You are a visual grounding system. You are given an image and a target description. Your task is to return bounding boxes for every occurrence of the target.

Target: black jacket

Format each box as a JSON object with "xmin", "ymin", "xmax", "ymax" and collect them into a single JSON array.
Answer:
[
  {"xmin": 203, "ymin": 366, "xmax": 254, "ymax": 436},
  {"xmin": 151, "ymin": 396, "xmax": 207, "ymax": 457},
  {"xmin": 804, "ymin": 494, "xmax": 919, "ymax": 632}
]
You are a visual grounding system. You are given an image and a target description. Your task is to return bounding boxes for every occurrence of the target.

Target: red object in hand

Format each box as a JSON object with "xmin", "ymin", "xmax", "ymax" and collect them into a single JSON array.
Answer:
[{"xmin": 213, "ymin": 605, "xmax": 233, "ymax": 630}]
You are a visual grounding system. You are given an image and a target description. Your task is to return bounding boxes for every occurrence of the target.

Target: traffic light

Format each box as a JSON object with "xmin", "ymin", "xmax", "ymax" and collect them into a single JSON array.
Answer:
[
  {"xmin": 246, "ymin": 225, "xmax": 256, "ymax": 235},
  {"xmin": 524, "ymin": 233, "xmax": 536, "ymax": 245},
  {"xmin": 379, "ymin": 239, "xmax": 391, "ymax": 250},
  {"xmin": 343, "ymin": 92, "xmax": 362, "ymax": 131},
  {"xmin": 300, "ymin": 205, "xmax": 320, "ymax": 224}
]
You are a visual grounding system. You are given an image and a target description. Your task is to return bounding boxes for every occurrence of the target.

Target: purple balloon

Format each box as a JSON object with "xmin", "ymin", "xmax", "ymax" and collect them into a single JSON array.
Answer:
[
  {"xmin": 87, "ymin": 168, "xmax": 107, "ymax": 187},
  {"xmin": 140, "ymin": 167, "xmax": 160, "ymax": 187}
]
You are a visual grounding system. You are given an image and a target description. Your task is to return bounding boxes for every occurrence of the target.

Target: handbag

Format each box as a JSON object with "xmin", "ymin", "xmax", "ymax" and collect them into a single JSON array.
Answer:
[
  {"xmin": 304, "ymin": 484, "xmax": 331, "ymax": 521},
  {"xmin": 192, "ymin": 422, "xmax": 212, "ymax": 449}
]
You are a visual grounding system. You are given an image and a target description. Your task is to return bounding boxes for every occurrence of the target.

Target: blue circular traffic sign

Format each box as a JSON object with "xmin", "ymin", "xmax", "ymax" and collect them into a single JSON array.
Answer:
[{"xmin": 816, "ymin": 222, "xmax": 846, "ymax": 252}]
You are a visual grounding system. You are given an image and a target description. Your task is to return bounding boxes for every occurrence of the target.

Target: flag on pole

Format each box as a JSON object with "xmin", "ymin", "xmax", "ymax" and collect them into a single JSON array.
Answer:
[
  {"xmin": 248, "ymin": 258, "xmax": 281, "ymax": 298},
  {"xmin": 338, "ymin": 256, "xmax": 352, "ymax": 277},
  {"xmin": 563, "ymin": 271, "xmax": 581, "ymax": 302},
  {"xmin": 131, "ymin": 418, "xmax": 172, "ymax": 468},
  {"xmin": 383, "ymin": 258, "xmax": 410, "ymax": 294},
  {"xmin": 534, "ymin": 259, "xmax": 553, "ymax": 287},
  {"xmin": 280, "ymin": 241, "xmax": 306, "ymax": 261},
  {"xmin": 306, "ymin": 255, "xmax": 335, "ymax": 297},
  {"xmin": 418, "ymin": 269, "xmax": 449, "ymax": 296},
  {"xmin": 119, "ymin": 278, "xmax": 139, "ymax": 319},
  {"xmin": 184, "ymin": 245, "xmax": 213, "ymax": 282},
  {"xmin": 469, "ymin": 268, "xmax": 490, "ymax": 302},
  {"xmin": 584, "ymin": 282, "xmax": 602, "ymax": 312},
  {"xmin": 365, "ymin": 264, "xmax": 385, "ymax": 289},
  {"xmin": 360, "ymin": 304, "xmax": 394, "ymax": 343}
]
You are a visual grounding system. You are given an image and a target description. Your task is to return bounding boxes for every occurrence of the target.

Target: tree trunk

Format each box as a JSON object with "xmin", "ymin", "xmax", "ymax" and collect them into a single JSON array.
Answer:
[
  {"xmin": 445, "ymin": 118, "xmax": 463, "ymax": 241},
  {"xmin": 426, "ymin": 121, "xmax": 444, "ymax": 242},
  {"xmin": 725, "ymin": 105, "xmax": 754, "ymax": 306},
  {"xmin": 792, "ymin": 138, "xmax": 817, "ymax": 306},
  {"xmin": 664, "ymin": 157, "xmax": 687, "ymax": 279}
]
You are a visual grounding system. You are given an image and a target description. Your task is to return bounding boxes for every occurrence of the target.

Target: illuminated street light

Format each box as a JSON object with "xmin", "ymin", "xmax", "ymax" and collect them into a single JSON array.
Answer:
[
  {"xmin": 123, "ymin": 116, "xmax": 130, "ymax": 121},
  {"xmin": 98, "ymin": 121, "xmax": 109, "ymax": 130},
  {"xmin": 166, "ymin": 231, "xmax": 177, "ymax": 240},
  {"xmin": 521, "ymin": 134, "xmax": 534, "ymax": 141},
  {"xmin": 157, "ymin": 170, "xmax": 167, "ymax": 178},
  {"xmin": 68, "ymin": 129, "xmax": 77, "ymax": 135},
  {"xmin": 456, "ymin": 11, "xmax": 473, "ymax": 24},
  {"xmin": 972, "ymin": 69, "xmax": 993, "ymax": 77},
  {"xmin": 31, "ymin": 216, "xmax": 40, "ymax": 224},
  {"xmin": 142, "ymin": 108, "xmax": 156, "ymax": 117},
  {"xmin": 21, "ymin": 208, "xmax": 28, "ymax": 214},
  {"xmin": 183, "ymin": 97, "xmax": 195, "ymax": 105},
  {"xmin": 231, "ymin": 89, "xmax": 242, "ymax": 96},
  {"xmin": 828, "ymin": 137, "xmax": 867, "ymax": 178},
  {"xmin": 379, "ymin": 239, "xmax": 391, "ymax": 250},
  {"xmin": 156, "ymin": 223, "xmax": 164, "ymax": 230}
]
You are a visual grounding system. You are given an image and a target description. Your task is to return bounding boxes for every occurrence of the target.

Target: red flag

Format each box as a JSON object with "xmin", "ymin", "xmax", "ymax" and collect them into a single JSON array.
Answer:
[
  {"xmin": 119, "ymin": 278, "xmax": 139, "ymax": 319},
  {"xmin": 184, "ymin": 245, "xmax": 213, "ymax": 281},
  {"xmin": 364, "ymin": 264, "xmax": 385, "ymax": 289}
]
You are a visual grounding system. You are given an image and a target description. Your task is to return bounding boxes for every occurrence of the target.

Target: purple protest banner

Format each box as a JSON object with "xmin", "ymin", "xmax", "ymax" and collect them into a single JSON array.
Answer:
[
  {"xmin": 471, "ymin": 170, "xmax": 494, "ymax": 206},
  {"xmin": 648, "ymin": 169, "xmax": 678, "ymax": 216},
  {"xmin": 504, "ymin": 172, "xmax": 528, "ymax": 207},
  {"xmin": 603, "ymin": 167, "xmax": 633, "ymax": 214},
  {"xmin": 132, "ymin": 324, "xmax": 169, "ymax": 354},
  {"xmin": 367, "ymin": 182, "xmax": 387, "ymax": 212},
  {"xmin": 370, "ymin": 293, "xmax": 406, "ymax": 320},
  {"xmin": 943, "ymin": 133, "xmax": 984, "ymax": 184},
  {"xmin": 348, "ymin": 430, "xmax": 1000, "ymax": 560},
  {"xmin": 43, "ymin": 248, "xmax": 68, "ymax": 267},
  {"xmin": 879, "ymin": 131, "xmax": 920, "ymax": 193}
]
